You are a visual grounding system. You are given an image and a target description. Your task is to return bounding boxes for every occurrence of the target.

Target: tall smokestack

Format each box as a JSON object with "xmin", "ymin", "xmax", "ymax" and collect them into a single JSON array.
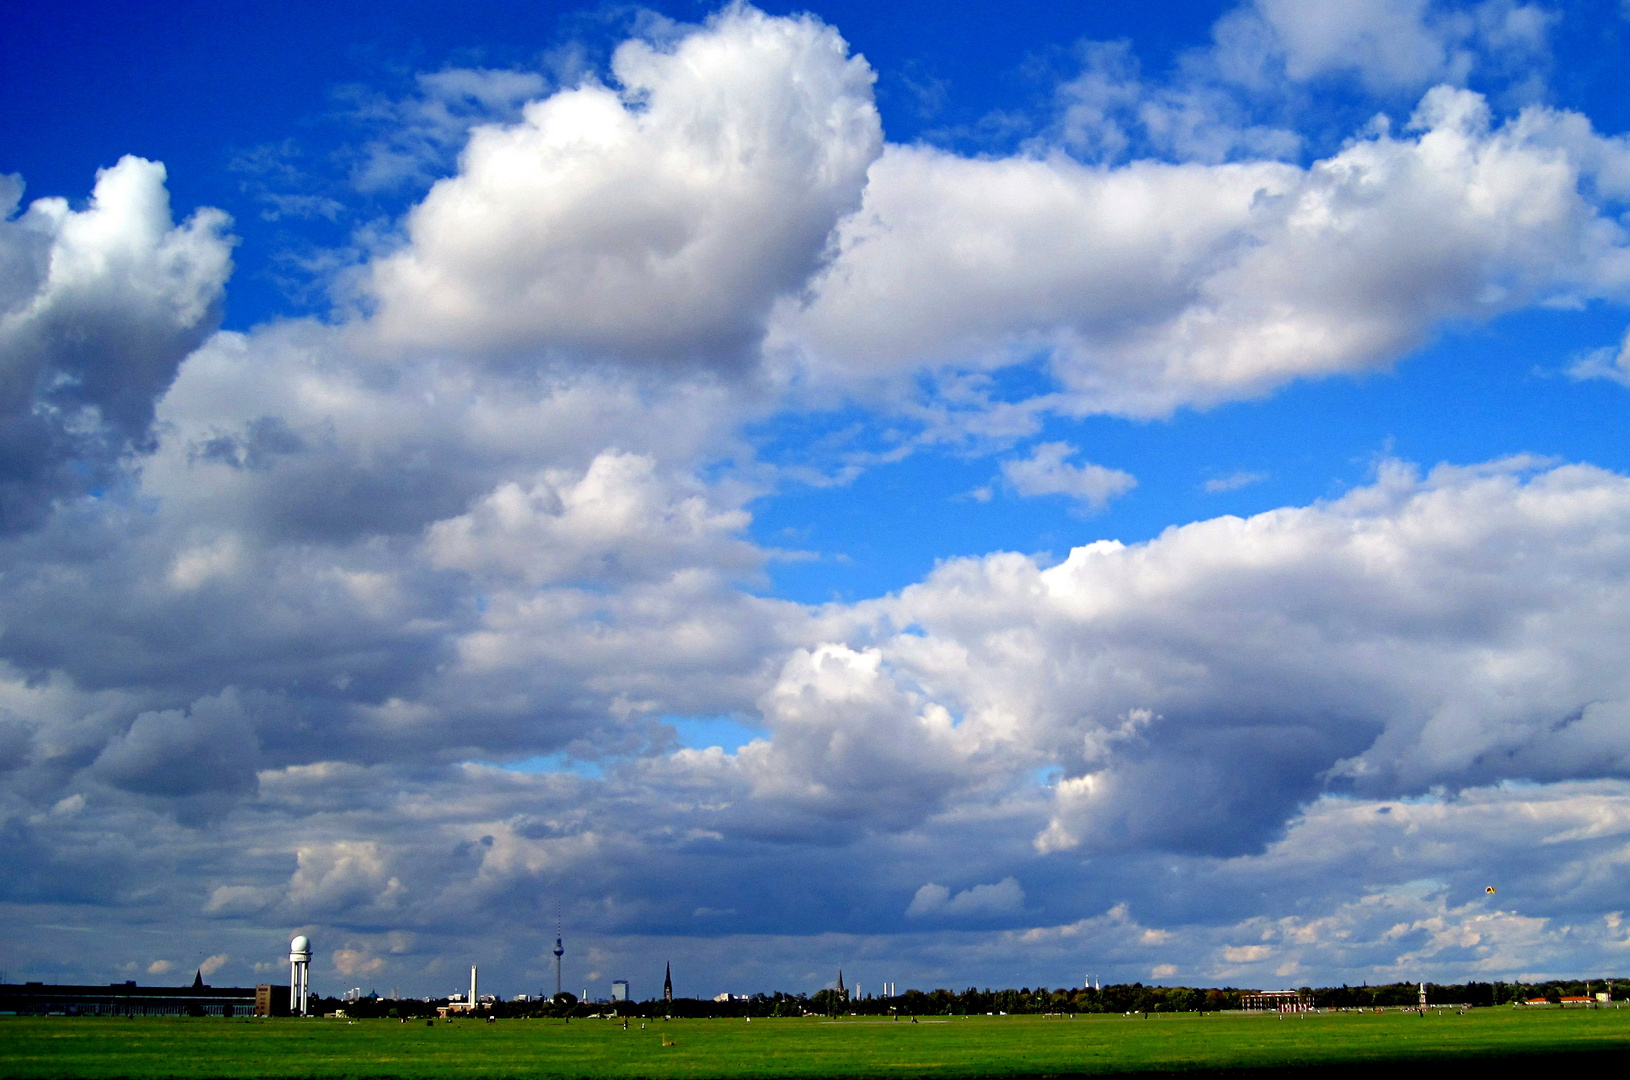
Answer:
[{"xmin": 471, "ymin": 966, "xmax": 478, "ymax": 1012}]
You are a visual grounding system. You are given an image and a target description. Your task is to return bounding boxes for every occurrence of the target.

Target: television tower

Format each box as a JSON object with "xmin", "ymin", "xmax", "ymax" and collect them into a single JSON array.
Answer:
[{"xmin": 553, "ymin": 915, "xmax": 564, "ymax": 998}]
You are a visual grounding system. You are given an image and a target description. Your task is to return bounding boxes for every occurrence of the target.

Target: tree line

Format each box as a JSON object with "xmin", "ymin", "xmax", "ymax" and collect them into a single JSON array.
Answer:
[{"xmin": 316, "ymin": 977, "xmax": 1629, "ymax": 1020}]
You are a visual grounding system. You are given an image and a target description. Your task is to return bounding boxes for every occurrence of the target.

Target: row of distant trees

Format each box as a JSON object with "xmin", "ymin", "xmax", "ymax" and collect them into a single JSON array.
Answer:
[{"xmin": 316, "ymin": 978, "xmax": 1629, "ymax": 1020}]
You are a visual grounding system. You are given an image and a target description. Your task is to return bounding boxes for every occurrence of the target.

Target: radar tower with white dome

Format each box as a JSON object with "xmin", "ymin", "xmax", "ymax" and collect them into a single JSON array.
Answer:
[{"xmin": 289, "ymin": 935, "xmax": 311, "ymax": 1017}]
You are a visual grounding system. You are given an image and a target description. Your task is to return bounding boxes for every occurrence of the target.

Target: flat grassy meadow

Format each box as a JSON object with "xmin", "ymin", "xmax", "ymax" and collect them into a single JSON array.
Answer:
[{"xmin": 3, "ymin": 1007, "xmax": 1629, "ymax": 1079}]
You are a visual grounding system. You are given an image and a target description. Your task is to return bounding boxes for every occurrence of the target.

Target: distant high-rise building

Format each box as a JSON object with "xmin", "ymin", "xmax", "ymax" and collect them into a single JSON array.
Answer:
[
  {"xmin": 664, "ymin": 963, "xmax": 673, "ymax": 1003},
  {"xmin": 612, "ymin": 980, "xmax": 628, "ymax": 1002}
]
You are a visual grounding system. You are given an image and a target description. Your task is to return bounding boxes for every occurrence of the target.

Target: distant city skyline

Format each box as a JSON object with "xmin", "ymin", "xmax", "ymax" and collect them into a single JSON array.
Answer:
[{"xmin": 4, "ymin": 0, "xmax": 1630, "ymax": 996}]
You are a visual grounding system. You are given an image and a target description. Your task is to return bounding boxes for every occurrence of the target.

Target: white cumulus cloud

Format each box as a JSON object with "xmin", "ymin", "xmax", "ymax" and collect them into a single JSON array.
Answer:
[
  {"xmin": 366, "ymin": 6, "xmax": 881, "ymax": 364},
  {"xmin": 907, "ymin": 877, "xmax": 1025, "ymax": 918},
  {"xmin": 0, "ymin": 157, "xmax": 232, "ymax": 530},
  {"xmin": 777, "ymin": 87, "xmax": 1630, "ymax": 418},
  {"xmin": 1216, "ymin": 0, "xmax": 1554, "ymax": 94},
  {"xmin": 1001, "ymin": 442, "xmax": 1136, "ymax": 510}
]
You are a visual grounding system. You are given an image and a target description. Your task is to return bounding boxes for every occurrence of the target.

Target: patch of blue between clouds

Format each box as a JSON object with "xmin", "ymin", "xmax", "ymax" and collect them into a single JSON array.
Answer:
[
  {"xmin": 750, "ymin": 303, "xmax": 1630, "ymax": 606},
  {"xmin": 479, "ymin": 716, "xmax": 764, "ymax": 777},
  {"xmin": 483, "ymin": 753, "xmax": 604, "ymax": 779},
  {"xmin": 663, "ymin": 714, "xmax": 765, "ymax": 753},
  {"xmin": 1032, "ymin": 765, "xmax": 1063, "ymax": 788}
]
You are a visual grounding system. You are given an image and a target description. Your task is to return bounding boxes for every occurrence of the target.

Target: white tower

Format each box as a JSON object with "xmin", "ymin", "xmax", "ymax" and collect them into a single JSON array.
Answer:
[
  {"xmin": 289, "ymin": 936, "xmax": 311, "ymax": 1017},
  {"xmin": 470, "ymin": 966, "xmax": 478, "ymax": 1012}
]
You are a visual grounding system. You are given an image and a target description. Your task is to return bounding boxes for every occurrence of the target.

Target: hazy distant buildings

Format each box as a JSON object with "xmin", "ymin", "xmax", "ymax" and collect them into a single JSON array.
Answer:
[{"xmin": 611, "ymin": 980, "xmax": 628, "ymax": 1002}]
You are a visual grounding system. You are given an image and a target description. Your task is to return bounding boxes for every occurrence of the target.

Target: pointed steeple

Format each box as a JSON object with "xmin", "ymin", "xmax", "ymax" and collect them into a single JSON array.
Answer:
[
  {"xmin": 837, "ymin": 968, "xmax": 845, "ymax": 997},
  {"xmin": 663, "ymin": 962, "xmax": 673, "ymax": 1002},
  {"xmin": 192, "ymin": 969, "xmax": 204, "ymax": 989}
]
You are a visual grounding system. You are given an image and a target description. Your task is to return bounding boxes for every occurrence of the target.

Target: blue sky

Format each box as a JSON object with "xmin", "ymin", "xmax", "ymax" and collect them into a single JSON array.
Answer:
[{"xmin": 6, "ymin": 0, "xmax": 1630, "ymax": 1001}]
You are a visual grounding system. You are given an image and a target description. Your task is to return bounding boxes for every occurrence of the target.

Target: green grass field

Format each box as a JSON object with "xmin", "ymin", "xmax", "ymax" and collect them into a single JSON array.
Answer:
[{"xmin": 3, "ymin": 1008, "xmax": 1629, "ymax": 1079}]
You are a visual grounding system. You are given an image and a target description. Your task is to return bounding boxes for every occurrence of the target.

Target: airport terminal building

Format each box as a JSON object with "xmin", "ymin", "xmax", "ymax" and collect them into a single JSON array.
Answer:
[{"xmin": 0, "ymin": 976, "xmax": 270, "ymax": 1017}]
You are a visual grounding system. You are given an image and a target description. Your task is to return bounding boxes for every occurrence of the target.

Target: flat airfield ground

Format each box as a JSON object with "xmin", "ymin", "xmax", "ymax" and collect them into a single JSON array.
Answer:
[{"xmin": 3, "ymin": 1007, "xmax": 1630, "ymax": 1079}]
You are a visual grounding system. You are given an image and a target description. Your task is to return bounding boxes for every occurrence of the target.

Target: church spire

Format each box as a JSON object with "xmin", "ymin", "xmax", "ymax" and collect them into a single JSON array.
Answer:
[
  {"xmin": 837, "ymin": 968, "xmax": 845, "ymax": 998},
  {"xmin": 663, "ymin": 962, "xmax": 673, "ymax": 1002}
]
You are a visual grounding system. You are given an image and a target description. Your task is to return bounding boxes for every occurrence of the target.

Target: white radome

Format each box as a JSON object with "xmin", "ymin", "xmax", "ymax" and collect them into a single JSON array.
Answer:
[{"xmin": 290, "ymin": 935, "xmax": 310, "ymax": 953}]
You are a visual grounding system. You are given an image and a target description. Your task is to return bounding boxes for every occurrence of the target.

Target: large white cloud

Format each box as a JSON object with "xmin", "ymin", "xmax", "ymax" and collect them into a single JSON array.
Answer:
[
  {"xmin": 1214, "ymin": 0, "xmax": 1553, "ymax": 95},
  {"xmin": 648, "ymin": 644, "xmax": 966, "ymax": 842},
  {"xmin": 777, "ymin": 88, "xmax": 1630, "ymax": 417},
  {"xmin": 0, "ymin": 302, "xmax": 789, "ymax": 792},
  {"xmin": 425, "ymin": 449, "xmax": 759, "ymax": 587},
  {"xmin": 813, "ymin": 458, "xmax": 1630, "ymax": 858},
  {"xmin": 26, "ymin": 450, "xmax": 1630, "ymax": 914},
  {"xmin": 366, "ymin": 5, "xmax": 881, "ymax": 363},
  {"xmin": 0, "ymin": 157, "xmax": 232, "ymax": 530}
]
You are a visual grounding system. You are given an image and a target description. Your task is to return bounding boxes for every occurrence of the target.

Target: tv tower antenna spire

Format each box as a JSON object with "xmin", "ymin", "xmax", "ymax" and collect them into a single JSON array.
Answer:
[{"xmin": 553, "ymin": 909, "xmax": 564, "ymax": 999}]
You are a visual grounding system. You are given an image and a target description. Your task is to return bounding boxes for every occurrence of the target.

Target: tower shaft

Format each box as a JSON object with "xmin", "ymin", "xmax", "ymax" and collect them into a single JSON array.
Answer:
[
  {"xmin": 288, "ymin": 940, "xmax": 311, "ymax": 1017},
  {"xmin": 553, "ymin": 932, "xmax": 564, "ymax": 998}
]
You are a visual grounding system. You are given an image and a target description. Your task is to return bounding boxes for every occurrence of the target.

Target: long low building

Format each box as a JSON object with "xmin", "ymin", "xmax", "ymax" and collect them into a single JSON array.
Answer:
[
  {"xmin": 0, "ymin": 979, "xmax": 270, "ymax": 1017},
  {"xmin": 1240, "ymin": 990, "xmax": 1311, "ymax": 1012}
]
